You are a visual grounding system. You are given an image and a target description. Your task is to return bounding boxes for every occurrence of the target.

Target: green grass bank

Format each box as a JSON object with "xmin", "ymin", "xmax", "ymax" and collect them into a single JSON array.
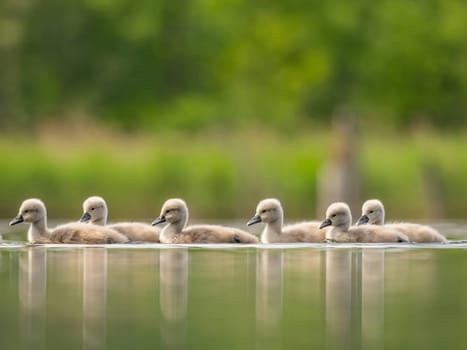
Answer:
[{"xmin": 1, "ymin": 126, "xmax": 466, "ymax": 221}]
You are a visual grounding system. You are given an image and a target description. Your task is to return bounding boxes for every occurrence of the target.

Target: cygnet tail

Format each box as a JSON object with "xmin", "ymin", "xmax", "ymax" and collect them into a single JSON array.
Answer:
[
  {"xmin": 397, "ymin": 233, "xmax": 410, "ymax": 243},
  {"xmin": 232, "ymin": 231, "xmax": 258, "ymax": 243},
  {"xmin": 107, "ymin": 231, "xmax": 130, "ymax": 243}
]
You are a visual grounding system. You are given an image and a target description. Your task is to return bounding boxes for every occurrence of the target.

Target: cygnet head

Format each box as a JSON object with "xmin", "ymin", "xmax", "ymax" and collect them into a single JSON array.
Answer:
[
  {"xmin": 247, "ymin": 198, "xmax": 283, "ymax": 226},
  {"xmin": 357, "ymin": 199, "xmax": 385, "ymax": 225},
  {"xmin": 80, "ymin": 196, "xmax": 108, "ymax": 224},
  {"xmin": 319, "ymin": 202, "xmax": 352, "ymax": 230},
  {"xmin": 152, "ymin": 198, "xmax": 188, "ymax": 226},
  {"xmin": 10, "ymin": 198, "xmax": 47, "ymax": 226}
]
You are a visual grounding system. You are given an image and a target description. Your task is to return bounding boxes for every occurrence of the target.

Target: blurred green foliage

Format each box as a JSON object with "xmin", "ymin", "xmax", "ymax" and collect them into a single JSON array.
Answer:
[
  {"xmin": 0, "ymin": 0, "xmax": 466, "ymax": 131},
  {"xmin": 0, "ymin": 0, "xmax": 466, "ymax": 222},
  {"xmin": 1, "ymin": 128, "xmax": 467, "ymax": 221}
]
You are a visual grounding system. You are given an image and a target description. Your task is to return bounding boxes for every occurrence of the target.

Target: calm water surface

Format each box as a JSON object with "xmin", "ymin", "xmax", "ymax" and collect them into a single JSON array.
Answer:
[{"xmin": 1, "ymin": 222, "xmax": 467, "ymax": 350}]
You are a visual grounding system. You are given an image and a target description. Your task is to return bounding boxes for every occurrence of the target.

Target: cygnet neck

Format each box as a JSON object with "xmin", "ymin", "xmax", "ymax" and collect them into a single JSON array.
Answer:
[
  {"xmin": 264, "ymin": 216, "xmax": 283, "ymax": 234},
  {"xmin": 162, "ymin": 211, "xmax": 188, "ymax": 237},
  {"xmin": 326, "ymin": 219, "xmax": 351, "ymax": 240},
  {"xmin": 29, "ymin": 217, "xmax": 50, "ymax": 242},
  {"xmin": 92, "ymin": 213, "xmax": 107, "ymax": 226}
]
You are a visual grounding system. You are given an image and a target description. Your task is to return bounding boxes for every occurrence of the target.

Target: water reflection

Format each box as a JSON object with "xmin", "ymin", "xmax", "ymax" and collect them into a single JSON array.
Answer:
[
  {"xmin": 255, "ymin": 249, "xmax": 283, "ymax": 349},
  {"xmin": 19, "ymin": 247, "xmax": 47, "ymax": 350},
  {"xmin": 4, "ymin": 244, "xmax": 464, "ymax": 350},
  {"xmin": 13, "ymin": 247, "xmax": 386, "ymax": 350},
  {"xmin": 325, "ymin": 250, "xmax": 355, "ymax": 350},
  {"xmin": 324, "ymin": 249, "xmax": 386, "ymax": 350},
  {"xmin": 159, "ymin": 248, "xmax": 188, "ymax": 350},
  {"xmin": 361, "ymin": 250, "xmax": 384, "ymax": 350},
  {"xmin": 82, "ymin": 248, "xmax": 107, "ymax": 350}
]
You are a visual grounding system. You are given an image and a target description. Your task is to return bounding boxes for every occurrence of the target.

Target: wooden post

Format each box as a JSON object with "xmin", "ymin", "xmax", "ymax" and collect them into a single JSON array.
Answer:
[{"xmin": 317, "ymin": 108, "xmax": 360, "ymax": 218}]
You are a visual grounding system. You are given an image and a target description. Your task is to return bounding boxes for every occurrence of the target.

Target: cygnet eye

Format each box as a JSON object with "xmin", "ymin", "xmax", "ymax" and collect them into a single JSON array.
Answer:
[
  {"xmin": 261, "ymin": 209, "xmax": 266, "ymax": 214},
  {"xmin": 331, "ymin": 214, "xmax": 337, "ymax": 218},
  {"xmin": 369, "ymin": 210, "xmax": 374, "ymax": 214},
  {"xmin": 91, "ymin": 207, "xmax": 95, "ymax": 211},
  {"xmin": 24, "ymin": 210, "xmax": 29, "ymax": 214}
]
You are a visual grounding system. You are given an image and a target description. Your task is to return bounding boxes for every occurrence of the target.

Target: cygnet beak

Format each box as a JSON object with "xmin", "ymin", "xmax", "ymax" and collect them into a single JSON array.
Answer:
[
  {"xmin": 319, "ymin": 218, "xmax": 332, "ymax": 229},
  {"xmin": 356, "ymin": 214, "xmax": 369, "ymax": 225},
  {"xmin": 79, "ymin": 212, "xmax": 91, "ymax": 223},
  {"xmin": 9, "ymin": 215, "xmax": 24, "ymax": 226},
  {"xmin": 152, "ymin": 215, "xmax": 166, "ymax": 226},
  {"xmin": 247, "ymin": 214, "xmax": 262, "ymax": 226}
]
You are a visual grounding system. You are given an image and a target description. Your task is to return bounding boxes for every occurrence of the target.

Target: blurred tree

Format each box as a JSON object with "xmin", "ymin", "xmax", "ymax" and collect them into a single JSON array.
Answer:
[{"xmin": 0, "ymin": 0, "xmax": 465, "ymax": 132}]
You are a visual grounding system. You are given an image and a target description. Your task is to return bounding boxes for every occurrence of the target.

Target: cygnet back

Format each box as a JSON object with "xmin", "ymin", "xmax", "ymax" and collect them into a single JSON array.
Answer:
[
  {"xmin": 80, "ymin": 196, "xmax": 160, "ymax": 242},
  {"xmin": 247, "ymin": 198, "xmax": 324, "ymax": 243},
  {"xmin": 153, "ymin": 198, "xmax": 258, "ymax": 244},
  {"xmin": 10, "ymin": 198, "xmax": 128, "ymax": 244},
  {"xmin": 357, "ymin": 199, "xmax": 446, "ymax": 243},
  {"xmin": 320, "ymin": 202, "xmax": 409, "ymax": 243}
]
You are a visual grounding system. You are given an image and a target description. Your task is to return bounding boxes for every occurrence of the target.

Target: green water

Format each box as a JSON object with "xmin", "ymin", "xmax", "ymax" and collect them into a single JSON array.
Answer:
[{"xmin": 0, "ymin": 243, "xmax": 467, "ymax": 350}]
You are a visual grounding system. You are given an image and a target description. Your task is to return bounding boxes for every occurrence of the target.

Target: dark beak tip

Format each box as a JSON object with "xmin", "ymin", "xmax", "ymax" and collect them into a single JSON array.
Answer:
[
  {"xmin": 246, "ymin": 215, "xmax": 262, "ymax": 226},
  {"xmin": 152, "ymin": 216, "xmax": 166, "ymax": 226},
  {"xmin": 319, "ymin": 218, "xmax": 332, "ymax": 229},
  {"xmin": 356, "ymin": 215, "xmax": 369, "ymax": 225},
  {"xmin": 79, "ymin": 212, "xmax": 91, "ymax": 223},
  {"xmin": 9, "ymin": 216, "xmax": 24, "ymax": 226}
]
